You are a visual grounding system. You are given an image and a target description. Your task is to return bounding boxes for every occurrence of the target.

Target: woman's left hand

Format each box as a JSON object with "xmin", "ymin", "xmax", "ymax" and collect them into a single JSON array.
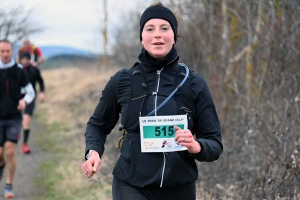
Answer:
[{"xmin": 174, "ymin": 126, "xmax": 201, "ymax": 154}]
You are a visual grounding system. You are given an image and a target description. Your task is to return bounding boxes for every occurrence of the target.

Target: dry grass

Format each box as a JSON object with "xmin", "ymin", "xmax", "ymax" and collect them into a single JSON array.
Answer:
[
  {"xmin": 35, "ymin": 66, "xmax": 117, "ymax": 200},
  {"xmin": 39, "ymin": 67, "xmax": 112, "ymax": 126}
]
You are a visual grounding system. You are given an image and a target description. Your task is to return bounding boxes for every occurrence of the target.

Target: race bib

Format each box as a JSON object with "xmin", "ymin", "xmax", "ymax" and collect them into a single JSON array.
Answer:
[{"xmin": 139, "ymin": 115, "xmax": 188, "ymax": 153}]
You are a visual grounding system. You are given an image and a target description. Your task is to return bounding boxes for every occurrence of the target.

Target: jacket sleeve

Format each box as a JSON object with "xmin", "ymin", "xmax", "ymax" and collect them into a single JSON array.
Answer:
[
  {"xmin": 35, "ymin": 68, "xmax": 45, "ymax": 92},
  {"xmin": 189, "ymin": 72, "xmax": 223, "ymax": 162},
  {"xmin": 84, "ymin": 72, "xmax": 121, "ymax": 159},
  {"xmin": 22, "ymin": 83, "xmax": 35, "ymax": 104},
  {"xmin": 20, "ymin": 69, "xmax": 35, "ymax": 104}
]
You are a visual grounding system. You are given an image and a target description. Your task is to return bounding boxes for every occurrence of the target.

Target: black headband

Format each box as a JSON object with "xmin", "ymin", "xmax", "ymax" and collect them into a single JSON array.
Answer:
[{"xmin": 140, "ymin": 6, "xmax": 178, "ymax": 43}]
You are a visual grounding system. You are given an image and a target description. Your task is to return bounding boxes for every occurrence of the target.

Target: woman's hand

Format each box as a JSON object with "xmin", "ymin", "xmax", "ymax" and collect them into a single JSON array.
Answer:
[
  {"xmin": 81, "ymin": 151, "xmax": 101, "ymax": 178},
  {"xmin": 174, "ymin": 126, "xmax": 201, "ymax": 154}
]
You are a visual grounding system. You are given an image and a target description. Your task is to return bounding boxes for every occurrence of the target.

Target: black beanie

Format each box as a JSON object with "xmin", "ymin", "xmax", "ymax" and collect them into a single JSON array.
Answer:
[
  {"xmin": 20, "ymin": 51, "xmax": 31, "ymax": 60},
  {"xmin": 140, "ymin": 5, "xmax": 178, "ymax": 43}
]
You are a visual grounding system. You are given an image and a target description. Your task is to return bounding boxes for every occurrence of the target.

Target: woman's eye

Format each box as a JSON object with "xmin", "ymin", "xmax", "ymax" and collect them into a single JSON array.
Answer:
[
  {"xmin": 146, "ymin": 28, "xmax": 153, "ymax": 32},
  {"xmin": 161, "ymin": 27, "xmax": 169, "ymax": 31}
]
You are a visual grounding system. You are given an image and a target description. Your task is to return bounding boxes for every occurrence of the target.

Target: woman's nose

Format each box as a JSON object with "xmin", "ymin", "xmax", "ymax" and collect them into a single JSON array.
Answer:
[{"xmin": 153, "ymin": 28, "xmax": 162, "ymax": 38}]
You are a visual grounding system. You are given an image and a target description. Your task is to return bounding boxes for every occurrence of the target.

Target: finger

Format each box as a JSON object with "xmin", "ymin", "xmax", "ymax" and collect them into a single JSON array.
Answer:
[
  {"xmin": 82, "ymin": 167, "xmax": 88, "ymax": 175},
  {"xmin": 81, "ymin": 163, "xmax": 88, "ymax": 173},
  {"xmin": 174, "ymin": 126, "xmax": 181, "ymax": 131},
  {"xmin": 82, "ymin": 161, "xmax": 93, "ymax": 173},
  {"xmin": 174, "ymin": 126, "xmax": 183, "ymax": 141},
  {"xmin": 179, "ymin": 137, "xmax": 190, "ymax": 143},
  {"xmin": 82, "ymin": 167, "xmax": 88, "ymax": 176},
  {"xmin": 82, "ymin": 165, "xmax": 92, "ymax": 178},
  {"xmin": 92, "ymin": 158, "xmax": 101, "ymax": 172}
]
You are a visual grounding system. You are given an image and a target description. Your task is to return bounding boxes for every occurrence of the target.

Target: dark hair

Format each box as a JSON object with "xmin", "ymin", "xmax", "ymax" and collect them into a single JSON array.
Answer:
[
  {"xmin": 0, "ymin": 39, "xmax": 13, "ymax": 49},
  {"xmin": 148, "ymin": 2, "xmax": 163, "ymax": 7}
]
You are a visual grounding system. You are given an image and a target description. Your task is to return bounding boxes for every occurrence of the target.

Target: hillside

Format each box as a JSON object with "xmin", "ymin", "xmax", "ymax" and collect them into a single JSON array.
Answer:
[{"xmin": 13, "ymin": 45, "xmax": 95, "ymax": 60}]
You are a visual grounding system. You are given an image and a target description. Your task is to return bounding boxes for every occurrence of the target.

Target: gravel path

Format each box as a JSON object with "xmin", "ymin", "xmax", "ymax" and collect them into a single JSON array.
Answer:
[{"xmin": 0, "ymin": 119, "xmax": 46, "ymax": 200}]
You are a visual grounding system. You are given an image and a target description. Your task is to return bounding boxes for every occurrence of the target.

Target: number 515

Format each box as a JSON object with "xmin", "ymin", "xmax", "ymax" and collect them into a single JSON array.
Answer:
[{"xmin": 155, "ymin": 126, "xmax": 174, "ymax": 137}]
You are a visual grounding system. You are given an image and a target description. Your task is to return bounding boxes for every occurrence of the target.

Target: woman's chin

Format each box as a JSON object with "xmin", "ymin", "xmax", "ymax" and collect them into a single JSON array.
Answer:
[{"xmin": 149, "ymin": 52, "xmax": 167, "ymax": 59}]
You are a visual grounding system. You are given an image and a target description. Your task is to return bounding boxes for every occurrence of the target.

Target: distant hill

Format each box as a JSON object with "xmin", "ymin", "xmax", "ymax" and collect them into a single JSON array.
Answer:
[
  {"xmin": 40, "ymin": 54, "xmax": 97, "ymax": 69},
  {"xmin": 13, "ymin": 45, "xmax": 96, "ymax": 60}
]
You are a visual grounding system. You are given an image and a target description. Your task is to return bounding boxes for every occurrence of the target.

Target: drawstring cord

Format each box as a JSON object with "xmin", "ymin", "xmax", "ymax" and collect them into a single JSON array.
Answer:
[
  {"xmin": 116, "ymin": 63, "xmax": 189, "ymax": 148},
  {"xmin": 146, "ymin": 63, "xmax": 189, "ymax": 116}
]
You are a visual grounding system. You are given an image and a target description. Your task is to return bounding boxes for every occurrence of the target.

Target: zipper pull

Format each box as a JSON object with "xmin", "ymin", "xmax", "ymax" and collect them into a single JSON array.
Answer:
[{"xmin": 157, "ymin": 70, "xmax": 161, "ymax": 75}]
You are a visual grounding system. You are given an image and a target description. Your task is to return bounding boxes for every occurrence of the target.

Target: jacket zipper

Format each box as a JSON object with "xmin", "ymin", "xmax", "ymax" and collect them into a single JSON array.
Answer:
[
  {"xmin": 151, "ymin": 56, "xmax": 178, "ymax": 117},
  {"xmin": 153, "ymin": 68, "xmax": 166, "ymax": 187},
  {"xmin": 154, "ymin": 68, "xmax": 164, "ymax": 116},
  {"xmin": 154, "ymin": 68, "xmax": 167, "ymax": 187},
  {"xmin": 160, "ymin": 152, "xmax": 167, "ymax": 187},
  {"xmin": 155, "ymin": 57, "xmax": 179, "ymax": 187}
]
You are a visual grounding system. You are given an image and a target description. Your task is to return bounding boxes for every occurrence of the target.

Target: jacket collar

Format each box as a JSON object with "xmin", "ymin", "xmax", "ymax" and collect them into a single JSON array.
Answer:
[
  {"xmin": 138, "ymin": 46, "xmax": 179, "ymax": 72},
  {"xmin": 0, "ymin": 59, "xmax": 15, "ymax": 69}
]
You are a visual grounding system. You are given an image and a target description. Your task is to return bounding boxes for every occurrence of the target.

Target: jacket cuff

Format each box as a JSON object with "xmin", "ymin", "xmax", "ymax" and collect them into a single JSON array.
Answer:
[
  {"xmin": 85, "ymin": 146, "xmax": 103, "ymax": 160},
  {"xmin": 188, "ymin": 140, "xmax": 206, "ymax": 160}
]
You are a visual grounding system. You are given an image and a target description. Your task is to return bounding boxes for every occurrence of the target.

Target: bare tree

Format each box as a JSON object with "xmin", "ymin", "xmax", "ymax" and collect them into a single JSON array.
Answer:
[
  {"xmin": 0, "ymin": 5, "xmax": 43, "ymax": 43},
  {"xmin": 102, "ymin": 0, "xmax": 109, "ymax": 65}
]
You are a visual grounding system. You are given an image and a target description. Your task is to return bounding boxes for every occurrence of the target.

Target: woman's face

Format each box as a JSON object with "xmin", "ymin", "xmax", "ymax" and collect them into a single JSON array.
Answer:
[{"xmin": 141, "ymin": 18, "xmax": 175, "ymax": 59}]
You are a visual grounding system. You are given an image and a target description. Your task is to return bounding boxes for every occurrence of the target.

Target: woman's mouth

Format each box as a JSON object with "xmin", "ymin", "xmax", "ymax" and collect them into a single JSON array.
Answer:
[{"xmin": 153, "ymin": 42, "xmax": 164, "ymax": 45}]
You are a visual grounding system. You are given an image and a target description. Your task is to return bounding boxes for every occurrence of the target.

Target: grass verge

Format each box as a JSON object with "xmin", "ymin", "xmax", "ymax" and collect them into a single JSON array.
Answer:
[{"xmin": 33, "ymin": 67, "xmax": 116, "ymax": 200}]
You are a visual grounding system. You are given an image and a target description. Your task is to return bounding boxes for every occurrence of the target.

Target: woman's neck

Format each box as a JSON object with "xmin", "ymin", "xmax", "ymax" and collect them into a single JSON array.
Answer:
[{"xmin": 138, "ymin": 46, "xmax": 179, "ymax": 70}]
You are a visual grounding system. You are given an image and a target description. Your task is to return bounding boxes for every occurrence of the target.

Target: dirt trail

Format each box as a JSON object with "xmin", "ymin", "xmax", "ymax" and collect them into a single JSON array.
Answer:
[{"xmin": 0, "ymin": 119, "xmax": 46, "ymax": 200}]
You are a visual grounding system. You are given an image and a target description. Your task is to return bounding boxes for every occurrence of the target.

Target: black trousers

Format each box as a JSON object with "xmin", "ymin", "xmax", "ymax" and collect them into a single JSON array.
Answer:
[{"xmin": 112, "ymin": 177, "xmax": 196, "ymax": 200}]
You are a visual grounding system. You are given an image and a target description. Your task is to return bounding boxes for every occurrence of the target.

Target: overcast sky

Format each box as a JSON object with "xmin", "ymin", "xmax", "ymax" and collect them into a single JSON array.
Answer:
[{"xmin": 2, "ymin": 0, "xmax": 153, "ymax": 53}]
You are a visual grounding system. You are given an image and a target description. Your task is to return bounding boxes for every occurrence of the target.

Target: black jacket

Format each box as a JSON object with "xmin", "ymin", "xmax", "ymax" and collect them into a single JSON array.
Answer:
[
  {"xmin": 0, "ymin": 64, "xmax": 29, "ymax": 119},
  {"xmin": 85, "ymin": 48, "xmax": 222, "ymax": 188},
  {"xmin": 23, "ymin": 65, "xmax": 45, "ymax": 93}
]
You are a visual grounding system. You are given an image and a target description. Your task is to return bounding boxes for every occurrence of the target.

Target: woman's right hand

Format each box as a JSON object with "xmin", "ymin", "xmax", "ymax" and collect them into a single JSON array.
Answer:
[{"xmin": 81, "ymin": 151, "xmax": 101, "ymax": 178}]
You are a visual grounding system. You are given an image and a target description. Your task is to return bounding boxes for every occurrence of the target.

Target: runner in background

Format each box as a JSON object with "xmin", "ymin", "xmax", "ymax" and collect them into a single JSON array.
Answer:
[
  {"xmin": 19, "ymin": 51, "xmax": 45, "ymax": 154},
  {"xmin": 16, "ymin": 39, "xmax": 45, "ymax": 67},
  {"xmin": 0, "ymin": 39, "xmax": 35, "ymax": 199}
]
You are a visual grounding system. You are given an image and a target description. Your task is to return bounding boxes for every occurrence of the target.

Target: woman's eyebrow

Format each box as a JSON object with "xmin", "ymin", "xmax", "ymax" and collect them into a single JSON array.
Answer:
[{"xmin": 145, "ymin": 24, "xmax": 170, "ymax": 27}]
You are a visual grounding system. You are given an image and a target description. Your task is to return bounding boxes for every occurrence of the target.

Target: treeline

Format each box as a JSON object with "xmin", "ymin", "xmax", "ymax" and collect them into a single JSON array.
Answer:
[{"xmin": 111, "ymin": 0, "xmax": 300, "ymax": 199}]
